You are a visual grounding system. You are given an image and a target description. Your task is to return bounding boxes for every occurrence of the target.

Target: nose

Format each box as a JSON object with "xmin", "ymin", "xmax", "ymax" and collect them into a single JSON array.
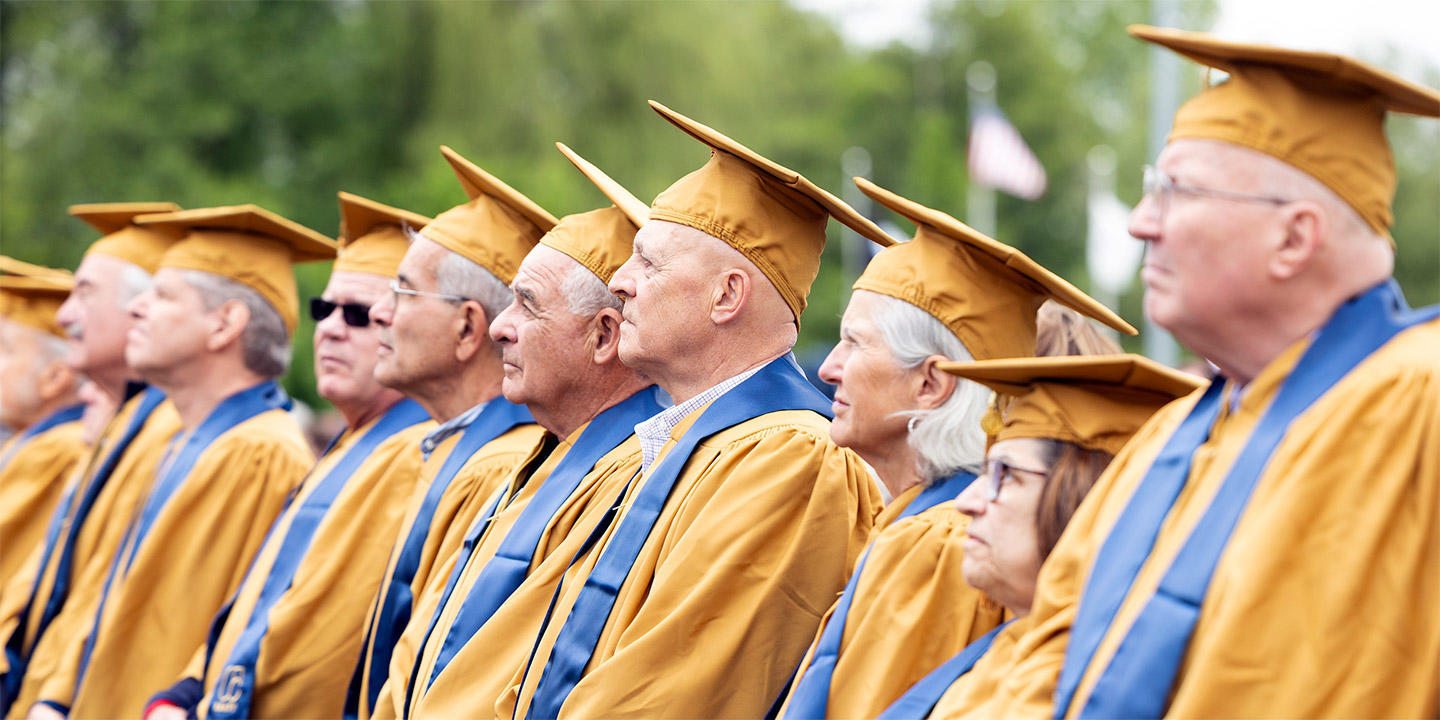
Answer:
[
  {"xmin": 817, "ymin": 343, "xmax": 846, "ymax": 387},
  {"xmin": 1128, "ymin": 192, "xmax": 1163, "ymax": 242},
  {"xmin": 316, "ymin": 304, "xmax": 348, "ymax": 341},
  {"xmin": 370, "ymin": 291, "xmax": 395, "ymax": 328},
  {"xmin": 953, "ymin": 477, "xmax": 987, "ymax": 518},
  {"xmin": 56, "ymin": 294, "xmax": 79, "ymax": 328},
  {"xmin": 608, "ymin": 255, "xmax": 638, "ymax": 301},
  {"xmin": 489, "ymin": 301, "xmax": 518, "ymax": 345}
]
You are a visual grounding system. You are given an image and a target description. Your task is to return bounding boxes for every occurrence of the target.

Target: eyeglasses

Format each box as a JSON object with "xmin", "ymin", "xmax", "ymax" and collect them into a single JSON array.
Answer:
[
  {"xmin": 1141, "ymin": 164, "xmax": 1291, "ymax": 225},
  {"xmin": 309, "ymin": 298, "xmax": 372, "ymax": 328},
  {"xmin": 388, "ymin": 279, "xmax": 467, "ymax": 305},
  {"xmin": 983, "ymin": 457, "xmax": 1050, "ymax": 503}
]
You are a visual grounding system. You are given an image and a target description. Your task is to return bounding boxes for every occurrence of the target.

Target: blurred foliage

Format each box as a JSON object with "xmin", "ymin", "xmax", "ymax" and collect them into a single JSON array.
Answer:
[{"xmin": 2, "ymin": 0, "xmax": 1435, "ymax": 410}]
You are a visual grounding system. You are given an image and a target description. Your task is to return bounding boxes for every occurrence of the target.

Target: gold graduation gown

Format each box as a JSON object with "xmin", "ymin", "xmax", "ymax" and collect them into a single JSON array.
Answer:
[
  {"xmin": 498, "ymin": 408, "xmax": 883, "ymax": 720},
  {"xmin": 0, "ymin": 417, "xmax": 88, "ymax": 591},
  {"xmin": 376, "ymin": 428, "xmax": 645, "ymax": 719},
  {"xmin": 941, "ymin": 319, "xmax": 1440, "ymax": 719},
  {"xmin": 182, "ymin": 417, "xmax": 432, "ymax": 718},
  {"xmin": 1, "ymin": 398, "xmax": 182, "ymax": 705},
  {"xmin": 778, "ymin": 486, "xmax": 1006, "ymax": 719},
  {"xmin": 351, "ymin": 422, "xmax": 543, "ymax": 718},
  {"xmin": 30, "ymin": 408, "xmax": 312, "ymax": 718},
  {"xmin": 929, "ymin": 613, "xmax": 1035, "ymax": 715}
]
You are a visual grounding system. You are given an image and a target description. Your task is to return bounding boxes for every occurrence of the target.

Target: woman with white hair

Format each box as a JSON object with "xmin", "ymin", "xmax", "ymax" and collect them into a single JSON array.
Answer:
[{"xmin": 777, "ymin": 179, "xmax": 1135, "ymax": 720}]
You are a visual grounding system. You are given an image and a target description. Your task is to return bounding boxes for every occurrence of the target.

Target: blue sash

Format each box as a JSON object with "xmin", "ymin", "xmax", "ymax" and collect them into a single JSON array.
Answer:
[
  {"xmin": 346, "ymin": 398, "xmax": 533, "ymax": 717},
  {"xmin": 403, "ymin": 388, "xmax": 664, "ymax": 715},
  {"xmin": 72, "ymin": 381, "xmax": 290, "ymax": 691},
  {"xmin": 524, "ymin": 356, "xmax": 832, "ymax": 720},
  {"xmin": 878, "ymin": 619, "xmax": 1015, "ymax": 720},
  {"xmin": 204, "ymin": 399, "xmax": 429, "ymax": 718},
  {"xmin": 781, "ymin": 471, "xmax": 977, "ymax": 720},
  {"xmin": 0, "ymin": 403, "xmax": 85, "ymax": 473},
  {"xmin": 1054, "ymin": 280, "xmax": 1436, "ymax": 719}
]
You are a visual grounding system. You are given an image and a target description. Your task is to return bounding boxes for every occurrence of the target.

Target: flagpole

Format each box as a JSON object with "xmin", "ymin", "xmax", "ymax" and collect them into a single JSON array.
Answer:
[{"xmin": 966, "ymin": 61, "xmax": 997, "ymax": 237}]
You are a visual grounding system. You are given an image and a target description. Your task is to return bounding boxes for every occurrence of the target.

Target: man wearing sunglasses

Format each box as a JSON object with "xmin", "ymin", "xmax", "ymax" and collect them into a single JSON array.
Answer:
[
  {"xmin": 952, "ymin": 28, "xmax": 1440, "ymax": 720},
  {"xmin": 144, "ymin": 192, "xmax": 434, "ymax": 720},
  {"xmin": 343, "ymin": 146, "xmax": 548, "ymax": 719}
]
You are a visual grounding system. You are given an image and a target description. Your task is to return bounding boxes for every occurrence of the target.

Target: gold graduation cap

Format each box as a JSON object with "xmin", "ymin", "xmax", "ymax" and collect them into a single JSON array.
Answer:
[
  {"xmin": 648, "ymin": 100, "xmax": 896, "ymax": 321},
  {"xmin": 134, "ymin": 204, "xmax": 338, "ymax": 333},
  {"xmin": 1130, "ymin": 24, "xmax": 1440, "ymax": 237},
  {"xmin": 543, "ymin": 142, "xmax": 648, "ymax": 284},
  {"xmin": 68, "ymin": 202, "xmax": 183, "ymax": 273},
  {"xmin": 941, "ymin": 354, "xmax": 1204, "ymax": 455},
  {"xmin": 854, "ymin": 178, "xmax": 1136, "ymax": 361},
  {"xmin": 0, "ymin": 256, "xmax": 74, "ymax": 338},
  {"xmin": 336, "ymin": 192, "xmax": 430, "ymax": 279},
  {"xmin": 418, "ymin": 146, "xmax": 559, "ymax": 286}
]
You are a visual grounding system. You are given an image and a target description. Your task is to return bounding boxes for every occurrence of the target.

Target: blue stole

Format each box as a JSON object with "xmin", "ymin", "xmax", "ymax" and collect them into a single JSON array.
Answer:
[
  {"xmin": 523, "ymin": 356, "xmax": 832, "ymax": 720},
  {"xmin": 203, "ymin": 399, "xmax": 429, "ymax": 719},
  {"xmin": 878, "ymin": 619, "xmax": 1015, "ymax": 720},
  {"xmin": 72, "ymin": 380, "xmax": 290, "ymax": 691},
  {"xmin": 402, "ymin": 388, "xmax": 664, "ymax": 715},
  {"xmin": 0, "ymin": 403, "xmax": 85, "ymax": 473},
  {"xmin": 1053, "ymin": 280, "xmax": 1437, "ymax": 719},
  {"xmin": 346, "ymin": 398, "xmax": 533, "ymax": 718},
  {"xmin": 781, "ymin": 471, "xmax": 977, "ymax": 720}
]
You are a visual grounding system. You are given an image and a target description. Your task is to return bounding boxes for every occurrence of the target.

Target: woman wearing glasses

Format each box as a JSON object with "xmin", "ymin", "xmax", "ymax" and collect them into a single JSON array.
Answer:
[
  {"xmin": 776, "ymin": 180, "xmax": 1136, "ymax": 720},
  {"xmin": 878, "ymin": 354, "xmax": 1202, "ymax": 720}
]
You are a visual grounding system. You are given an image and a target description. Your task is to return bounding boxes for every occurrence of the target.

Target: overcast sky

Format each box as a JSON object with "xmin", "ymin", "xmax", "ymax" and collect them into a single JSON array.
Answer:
[{"xmin": 794, "ymin": 0, "xmax": 1440, "ymax": 78}]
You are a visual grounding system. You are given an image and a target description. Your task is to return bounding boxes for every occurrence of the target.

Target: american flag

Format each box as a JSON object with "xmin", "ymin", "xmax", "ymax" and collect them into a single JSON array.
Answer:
[{"xmin": 967, "ymin": 104, "xmax": 1047, "ymax": 200}]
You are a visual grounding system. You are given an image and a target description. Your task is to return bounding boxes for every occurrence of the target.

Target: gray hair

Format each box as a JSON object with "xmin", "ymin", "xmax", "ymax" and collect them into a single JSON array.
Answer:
[
  {"xmin": 117, "ymin": 261, "xmax": 153, "ymax": 305},
  {"xmin": 560, "ymin": 262, "xmax": 622, "ymax": 316},
  {"xmin": 435, "ymin": 248, "xmax": 513, "ymax": 323},
  {"xmin": 180, "ymin": 270, "xmax": 292, "ymax": 378},
  {"xmin": 869, "ymin": 292, "xmax": 992, "ymax": 483}
]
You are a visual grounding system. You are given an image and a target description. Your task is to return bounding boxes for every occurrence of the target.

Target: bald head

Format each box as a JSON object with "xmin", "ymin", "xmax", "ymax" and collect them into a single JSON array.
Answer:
[{"xmin": 608, "ymin": 220, "xmax": 798, "ymax": 402}]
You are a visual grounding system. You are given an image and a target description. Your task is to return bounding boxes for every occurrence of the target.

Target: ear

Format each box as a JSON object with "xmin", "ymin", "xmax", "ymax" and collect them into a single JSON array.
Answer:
[
  {"xmin": 1269, "ymin": 200, "xmax": 1326, "ymax": 281},
  {"xmin": 452, "ymin": 300, "xmax": 492, "ymax": 363},
  {"xmin": 590, "ymin": 307, "xmax": 624, "ymax": 365},
  {"xmin": 205, "ymin": 300, "xmax": 251, "ymax": 353},
  {"xmin": 35, "ymin": 360, "xmax": 76, "ymax": 403},
  {"xmin": 914, "ymin": 354, "xmax": 958, "ymax": 411},
  {"xmin": 710, "ymin": 268, "xmax": 751, "ymax": 326}
]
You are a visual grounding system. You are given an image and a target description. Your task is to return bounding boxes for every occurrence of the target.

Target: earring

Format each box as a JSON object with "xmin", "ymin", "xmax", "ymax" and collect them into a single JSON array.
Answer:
[{"xmin": 907, "ymin": 415, "xmax": 920, "ymax": 434}]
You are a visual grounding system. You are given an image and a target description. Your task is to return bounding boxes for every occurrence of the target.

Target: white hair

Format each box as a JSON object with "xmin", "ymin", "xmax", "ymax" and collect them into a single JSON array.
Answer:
[
  {"xmin": 180, "ymin": 270, "xmax": 292, "ymax": 378},
  {"xmin": 560, "ymin": 262, "xmax": 622, "ymax": 316},
  {"xmin": 117, "ymin": 261, "xmax": 153, "ymax": 304},
  {"xmin": 870, "ymin": 292, "xmax": 992, "ymax": 483},
  {"xmin": 435, "ymin": 248, "xmax": 513, "ymax": 322}
]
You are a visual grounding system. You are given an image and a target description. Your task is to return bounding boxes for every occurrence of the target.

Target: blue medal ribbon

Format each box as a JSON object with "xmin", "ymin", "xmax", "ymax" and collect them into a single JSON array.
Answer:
[
  {"xmin": 523, "ymin": 356, "xmax": 832, "ymax": 720},
  {"xmin": 1055, "ymin": 280, "xmax": 1437, "ymax": 719},
  {"xmin": 345, "ymin": 398, "xmax": 533, "ymax": 718},
  {"xmin": 878, "ymin": 619, "xmax": 1014, "ymax": 720},
  {"xmin": 403, "ymin": 388, "xmax": 664, "ymax": 716},
  {"xmin": 204, "ymin": 399, "xmax": 429, "ymax": 718},
  {"xmin": 72, "ymin": 381, "xmax": 290, "ymax": 692},
  {"xmin": 781, "ymin": 471, "xmax": 977, "ymax": 720},
  {"xmin": 0, "ymin": 403, "xmax": 85, "ymax": 473}
]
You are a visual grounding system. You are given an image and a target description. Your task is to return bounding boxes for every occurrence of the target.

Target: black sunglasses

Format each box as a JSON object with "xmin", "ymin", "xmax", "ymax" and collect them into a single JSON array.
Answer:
[{"xmin": 309, "ymin": 298, "xmax": 372, "ymax": 328}]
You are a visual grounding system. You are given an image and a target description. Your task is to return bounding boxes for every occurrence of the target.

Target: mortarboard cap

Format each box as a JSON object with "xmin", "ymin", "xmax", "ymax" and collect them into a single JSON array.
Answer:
[
  {"xmin": 1130, "ymin": 24, "xmax": 1440, "ymax": 238},
  {"xmin": 135, "ymin": 204, "xmax": 337, "ymax": 333},
  {"xmin": 0, "ymin": 256, "xmax": 75, "ymax": 338},
  {"xmin": 69, "ymin": 202, "xmax": 183, "ymax": 273},
  {"xmin": 543, "ymin": 142, "xmax": 648, "ymax": 284},
  {"xmin": 336, "ymin": 192, "xmax": 430, "ymax": 279},
  {"xmin": 419, "ymin": 146, "xmax": 559, "ymax": 286},
  {"xmin": 854, "ymin": 178, "xmax": 1136, "ymax": 360},
  {"xmin": 941, "ymin": 353, "xmax": 1204, "ymax": 455},
  {"xmin": 648, "ymin": 100, "xmax": 896, "ymax": 321}
]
